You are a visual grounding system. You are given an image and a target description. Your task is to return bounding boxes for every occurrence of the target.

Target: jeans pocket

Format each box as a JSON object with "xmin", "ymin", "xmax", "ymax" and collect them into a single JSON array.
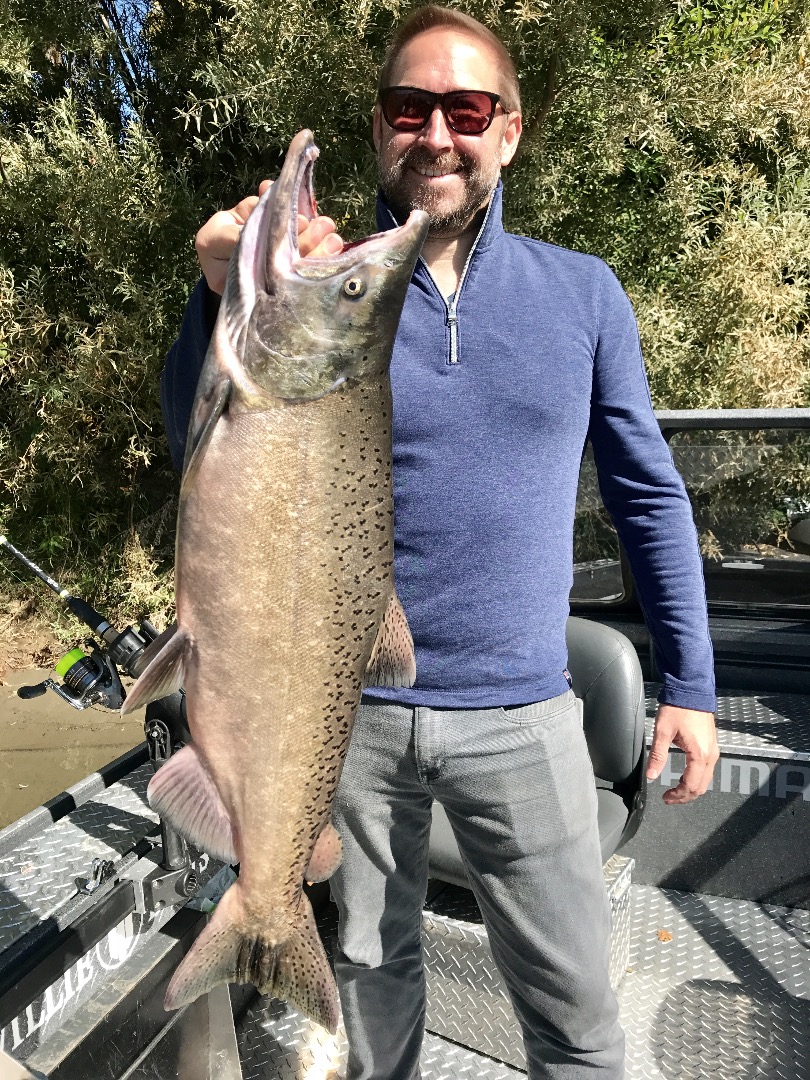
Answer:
[{"xmin": 499, "ymin": 689, "xmax": 576, "ymax": 726}]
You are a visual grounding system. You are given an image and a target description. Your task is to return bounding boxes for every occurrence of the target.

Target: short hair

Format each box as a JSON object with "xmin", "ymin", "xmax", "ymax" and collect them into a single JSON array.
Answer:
[{"xmin": 377, "ymin": 5, "xmax": 521, "ymax": 115}]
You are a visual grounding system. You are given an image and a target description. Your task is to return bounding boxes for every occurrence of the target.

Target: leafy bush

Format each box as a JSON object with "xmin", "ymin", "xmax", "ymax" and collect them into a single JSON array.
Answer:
[{"xmin": 0, "ymin": 0, "xmax": 808, "ymax": 633}]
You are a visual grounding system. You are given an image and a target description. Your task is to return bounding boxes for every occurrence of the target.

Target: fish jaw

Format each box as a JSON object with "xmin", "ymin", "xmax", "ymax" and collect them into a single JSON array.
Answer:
[
  {"xmin": 221, "ymin": 129, "xmax": 319, "ymax": 350},
  {"xmin": 217, "ymin": 129, "xmax": 428, "ymax": 403}
]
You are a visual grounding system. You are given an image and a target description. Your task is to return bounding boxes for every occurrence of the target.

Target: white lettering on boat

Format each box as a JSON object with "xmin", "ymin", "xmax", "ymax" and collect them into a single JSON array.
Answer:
[
  {"xmin": 0, "ymin": 912, "xmax": 142, "ymax": 1056},
  {"xmin": 658, "ymin": 752, "xmax": 810, "ymax": 800}
]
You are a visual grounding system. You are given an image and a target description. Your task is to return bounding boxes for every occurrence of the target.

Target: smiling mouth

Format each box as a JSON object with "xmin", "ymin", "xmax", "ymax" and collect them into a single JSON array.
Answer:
[{"xmin": 410, "ymin": 166, "xmax": 459, "ymax": 179}]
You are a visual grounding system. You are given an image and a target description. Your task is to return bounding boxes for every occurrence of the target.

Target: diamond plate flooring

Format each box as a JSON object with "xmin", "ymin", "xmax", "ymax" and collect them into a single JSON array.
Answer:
[
  {"xmin": 236, "ymin": 884, "xmax": 810, "ymax": 1080},
  {"xmin": 237, "ymin": 996, "xmax": 523, "ymax": 1080},
  {"xmin": 645, "ymin": 685, "xmax": 810, "ymax": 760},
  {"xmin": 0, "ymin": 763, "xmax": 156, "ymax": 951},
  {"xmin": 420, "ymin": 858, "xmax": 634, "ymax": 1070},
  {"xmin": 619, "ymin": 885, "xmax": 810, "ymax": 1079}
]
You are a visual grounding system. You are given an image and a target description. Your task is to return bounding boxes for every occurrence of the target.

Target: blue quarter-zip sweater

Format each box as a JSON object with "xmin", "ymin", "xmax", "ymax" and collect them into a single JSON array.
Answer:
[{"xmin": 161, "ymin": 183, "xmax": 716, "ymax": 714}]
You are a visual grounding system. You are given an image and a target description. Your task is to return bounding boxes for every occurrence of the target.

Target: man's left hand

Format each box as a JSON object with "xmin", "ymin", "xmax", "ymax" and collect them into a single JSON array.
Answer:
[{"xmin": 646, "ymin": 705, "xmax": 719, "ymax": 805}]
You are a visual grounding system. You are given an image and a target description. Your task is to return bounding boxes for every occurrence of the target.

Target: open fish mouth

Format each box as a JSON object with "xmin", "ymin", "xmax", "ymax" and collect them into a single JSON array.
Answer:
[
  {"xmin": 287, "ymin": 136, "xmax": 319, "ymax": 260},
  {"xmin": 240, "ymin": 127, "xmax": 427, "ymax": 287},
  {"xmin": 221, "ymin": 129, "xmax": 428, "ymax": 395}
]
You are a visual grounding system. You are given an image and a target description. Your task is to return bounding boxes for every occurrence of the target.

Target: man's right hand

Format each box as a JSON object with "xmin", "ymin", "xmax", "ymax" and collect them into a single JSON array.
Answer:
[{"xmin": 195, "ymin": 180, "xmax": 344, "ymax": 295}]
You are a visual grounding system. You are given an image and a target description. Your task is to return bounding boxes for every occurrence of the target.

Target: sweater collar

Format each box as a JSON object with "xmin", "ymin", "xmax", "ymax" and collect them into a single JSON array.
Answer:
[{"xmin": 374, "ymin": 179, "xmax": 504, "ymax": 255}]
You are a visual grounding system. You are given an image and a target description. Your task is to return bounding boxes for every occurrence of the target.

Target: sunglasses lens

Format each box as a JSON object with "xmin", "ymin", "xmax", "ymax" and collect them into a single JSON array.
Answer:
[
  {"xmin": 383, "ymin": 88, "xmax": 434, "ymax": 131},
  {"xmin": 444, "ymin": 92, "xmax": 495, "ymax": 134},
  {"xmin": 382, "ymin": 89, "xmax": 498, "ymax": 134}
]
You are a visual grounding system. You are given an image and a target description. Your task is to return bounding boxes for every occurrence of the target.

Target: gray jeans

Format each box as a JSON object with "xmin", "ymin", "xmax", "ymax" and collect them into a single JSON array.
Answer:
[{"xmin": 330, "ymin": 691, "xmax": 625, "ymax": 1080}]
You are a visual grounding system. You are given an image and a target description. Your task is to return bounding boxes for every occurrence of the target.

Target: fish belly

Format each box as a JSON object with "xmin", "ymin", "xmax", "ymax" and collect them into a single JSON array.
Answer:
[{"xmin": 177, "ymin": 379, "xmax": 393, "ymax": 908}]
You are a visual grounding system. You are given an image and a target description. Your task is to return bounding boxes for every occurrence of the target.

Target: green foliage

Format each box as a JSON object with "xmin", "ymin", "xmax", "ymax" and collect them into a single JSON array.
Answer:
[
  {"xmin": 0, "ymin": 0, "xmax": 808, "ymax": 628},
  {"xmin": 670, "ymin": 428, "xmax": 810, "ymax": 558}
]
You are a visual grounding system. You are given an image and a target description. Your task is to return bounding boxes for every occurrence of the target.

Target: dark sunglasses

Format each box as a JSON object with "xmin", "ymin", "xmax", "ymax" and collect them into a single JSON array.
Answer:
[{"xmin": 379, "ymin": 86, "xmax": 502, "ymax": 136}]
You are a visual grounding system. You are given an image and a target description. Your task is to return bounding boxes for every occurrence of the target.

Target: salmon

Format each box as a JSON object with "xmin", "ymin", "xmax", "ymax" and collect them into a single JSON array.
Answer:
[{"xmin": 122, "ymin": 130, "xmax": 428, "ymax": 1031}]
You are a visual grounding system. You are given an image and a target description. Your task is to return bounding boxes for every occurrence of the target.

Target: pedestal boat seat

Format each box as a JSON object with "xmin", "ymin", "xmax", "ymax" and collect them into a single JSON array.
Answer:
[{"xmin": 428, "ymin": 616, "xmax": 648, "ymax": 887}]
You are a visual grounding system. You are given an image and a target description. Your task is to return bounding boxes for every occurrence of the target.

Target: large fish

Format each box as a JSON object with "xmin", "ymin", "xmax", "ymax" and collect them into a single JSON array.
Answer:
[{"xmin": 122, "ymin": 130, "xmax": 428, "ymax": 1031}]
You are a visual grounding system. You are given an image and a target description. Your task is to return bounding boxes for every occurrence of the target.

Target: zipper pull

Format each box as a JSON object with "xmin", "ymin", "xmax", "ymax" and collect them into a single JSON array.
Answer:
[{"xmin": 447, "ymin": 309, "xmax": 459, "ymax": 365}]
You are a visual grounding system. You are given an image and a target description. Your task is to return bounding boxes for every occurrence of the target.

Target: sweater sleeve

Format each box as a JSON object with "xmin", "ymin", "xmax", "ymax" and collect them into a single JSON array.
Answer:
[
  {"xmin": 587, "ymin": 263, "xmax": 716, "ymax": 713},
  {"xmin": 160, "ymin": 278, "xmax": 219, "ymax": 470}
]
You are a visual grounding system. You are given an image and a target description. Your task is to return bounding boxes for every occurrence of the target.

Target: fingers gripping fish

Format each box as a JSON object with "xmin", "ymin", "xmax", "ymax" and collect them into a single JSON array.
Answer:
[{"xmin": 122, "ymin": 130, "xmax": 428, "ymax": 1032}]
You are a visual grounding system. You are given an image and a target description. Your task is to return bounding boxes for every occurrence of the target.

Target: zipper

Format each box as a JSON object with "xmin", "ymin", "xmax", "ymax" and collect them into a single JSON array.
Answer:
[
  {"xmin": 447, "ymin": 309, "xmax": 459, "ymax": 365},
  {"xmin": 416, "ymin": 195, "xmax": 497, "ymax": 366},
  {"xmin": 445, "ymin": 202, "xmax": 491, "ymax": 365}
]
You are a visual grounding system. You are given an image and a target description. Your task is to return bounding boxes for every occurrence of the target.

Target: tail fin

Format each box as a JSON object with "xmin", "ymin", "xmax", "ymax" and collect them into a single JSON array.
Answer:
[{"xmin": 165, "ymin": 882, "xmax": 339, "ymax": 1033}]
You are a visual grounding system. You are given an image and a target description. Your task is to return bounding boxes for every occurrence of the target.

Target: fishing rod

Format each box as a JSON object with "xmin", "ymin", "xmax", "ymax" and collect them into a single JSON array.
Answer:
[
  {"xmin": 0, "ymin": 534, "xmax": 159, "ymax": 710},
  {"xmin": 0, "ymin": 534, "xmax": 193, "ymax": 873}
]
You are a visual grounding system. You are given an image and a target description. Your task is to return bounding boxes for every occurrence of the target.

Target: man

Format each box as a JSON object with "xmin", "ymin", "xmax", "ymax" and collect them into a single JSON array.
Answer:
[{"xmin": 162, "ymin": 6, "xmax": 719, "ymax": 1077}]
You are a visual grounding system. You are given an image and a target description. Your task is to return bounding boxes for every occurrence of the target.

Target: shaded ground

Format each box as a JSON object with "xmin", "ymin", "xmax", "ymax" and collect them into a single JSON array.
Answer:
[
  {"xmin": 0, "ymin": 600, "xmax": 63, "ymax": 682},
  {"xmin": 0, "ymin": 667, "xmax": 144, "ymax": 829}
]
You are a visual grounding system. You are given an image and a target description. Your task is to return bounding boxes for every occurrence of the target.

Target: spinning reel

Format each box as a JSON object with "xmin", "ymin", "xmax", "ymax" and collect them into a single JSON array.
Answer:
[
  {"xmin": 1, "ymin": 534, "xmax": 195, "ymax": 878},
  {"xmin": 1, "ymin": 534, "xmax": 158, "ymax": 710}
]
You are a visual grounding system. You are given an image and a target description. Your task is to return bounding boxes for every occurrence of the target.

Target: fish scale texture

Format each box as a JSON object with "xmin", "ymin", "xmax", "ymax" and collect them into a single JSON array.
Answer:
[{"xmin": 178, "ymin": 379, "xmax": 396, "ymax": 917}]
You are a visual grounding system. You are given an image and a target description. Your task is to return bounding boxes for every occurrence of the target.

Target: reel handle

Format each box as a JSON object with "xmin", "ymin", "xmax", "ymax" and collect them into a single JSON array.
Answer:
[{"xmin": 17, "ymin": 682, "xmax": 48, "ymax": 700}]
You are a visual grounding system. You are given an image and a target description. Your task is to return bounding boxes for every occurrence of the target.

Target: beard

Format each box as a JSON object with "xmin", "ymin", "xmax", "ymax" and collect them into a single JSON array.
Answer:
[{"xmin": 378, "ymin": 141, "xmax": 502, "ymax": 236}]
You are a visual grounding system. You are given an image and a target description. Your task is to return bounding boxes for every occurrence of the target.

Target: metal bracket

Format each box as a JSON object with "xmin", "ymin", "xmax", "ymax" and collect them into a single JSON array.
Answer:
[
  {"xmin": 145, "ymin": 717, "xmax": 172, "ymax": 765},
  {"xmin": 76, "ymin": 858, "xmax": 117, "ymax": 895},
  {"xmin": 123, "ymin": 848, "xmax": 200, "ymax": 915}
]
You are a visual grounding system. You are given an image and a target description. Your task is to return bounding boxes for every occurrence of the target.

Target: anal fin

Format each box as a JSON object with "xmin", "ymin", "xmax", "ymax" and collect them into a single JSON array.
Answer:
[
  {"xmin": 121, "ymin": 623, "xmax": 191, "ymax": 714},
  {"xmin": 147, "ymin": 743, "xmax": 237, "ymax": 865},
  {"xmin": 364, "ymin": 590, "xmax": 416, "ymax": 688}
]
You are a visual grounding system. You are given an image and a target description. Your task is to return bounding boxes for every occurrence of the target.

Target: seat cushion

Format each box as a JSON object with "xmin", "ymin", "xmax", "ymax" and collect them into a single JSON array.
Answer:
[{"xmin": 595, "ymin": 787, "xmax": 629, "ymax": 862}]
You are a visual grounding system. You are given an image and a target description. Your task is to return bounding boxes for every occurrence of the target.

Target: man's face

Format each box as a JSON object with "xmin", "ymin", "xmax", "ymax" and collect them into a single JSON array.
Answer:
[{"xmin": 373, "ymin": 28, "xmax": 522, "ymax": 236}]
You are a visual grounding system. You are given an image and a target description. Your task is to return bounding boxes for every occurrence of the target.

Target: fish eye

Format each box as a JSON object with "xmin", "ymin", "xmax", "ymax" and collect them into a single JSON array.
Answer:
[{"xmin": 343, "ymin": 277, "xmax": 366, "ymax": 299}]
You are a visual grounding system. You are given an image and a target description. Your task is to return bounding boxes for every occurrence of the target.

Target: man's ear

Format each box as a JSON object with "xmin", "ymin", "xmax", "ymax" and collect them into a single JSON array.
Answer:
[
  {"xmin": 500, "ymin": 111, "xmax": 522, "ymax": 167},
  {"xmin": 372, "ymin": 103, "xmax": 383, "ymax": 152}
]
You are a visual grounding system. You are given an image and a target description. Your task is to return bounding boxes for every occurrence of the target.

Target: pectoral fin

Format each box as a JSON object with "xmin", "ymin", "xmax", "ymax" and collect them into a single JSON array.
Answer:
[
  {"xmin": 364, "ymin": 591, "xmax": 416, "ymax": 688},
  {"xmin": 147, "ymin": 743, "xmax": 236, "ymax": 865},
  {"xmin": 121, "ymin": 623, "xmax": 191, "ymax": 714}
]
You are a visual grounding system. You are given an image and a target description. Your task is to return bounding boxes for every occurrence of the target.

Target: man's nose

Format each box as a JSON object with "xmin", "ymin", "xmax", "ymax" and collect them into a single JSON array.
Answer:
[{"xmin": 418, "ymin": 103, "xmax": 454, "ymax": 153}]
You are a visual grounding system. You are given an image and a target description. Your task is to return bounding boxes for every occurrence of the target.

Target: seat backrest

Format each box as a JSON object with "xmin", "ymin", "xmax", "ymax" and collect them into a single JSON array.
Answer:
[{"xmin": 566, "ymin": 616, "xmax": 646, "ymax": 785}]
